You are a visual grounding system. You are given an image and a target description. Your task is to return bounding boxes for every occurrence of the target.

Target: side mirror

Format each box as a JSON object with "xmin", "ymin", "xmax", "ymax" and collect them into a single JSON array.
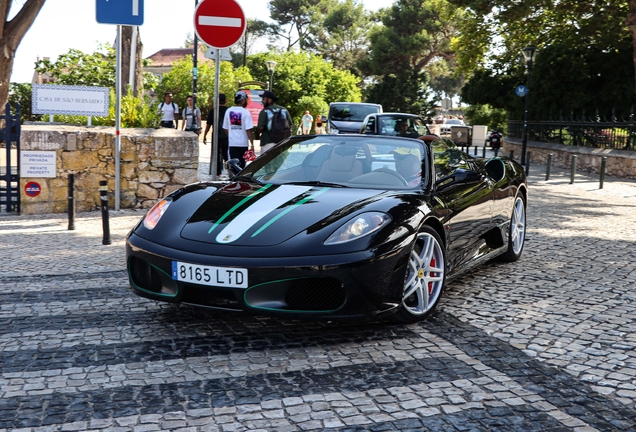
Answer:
[{"xmin": 226, "ymin": 158, "xmax": 242, "ymax": 178}]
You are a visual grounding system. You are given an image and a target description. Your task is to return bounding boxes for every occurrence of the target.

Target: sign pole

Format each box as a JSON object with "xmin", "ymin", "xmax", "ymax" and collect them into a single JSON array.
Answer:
[
  {"xmin": 115, "ymin": 25, "xmax": 122, "ymax": 211},
  {"xmin": 210, "ymin": 49, "xmax": 220, "ymax": 179}
]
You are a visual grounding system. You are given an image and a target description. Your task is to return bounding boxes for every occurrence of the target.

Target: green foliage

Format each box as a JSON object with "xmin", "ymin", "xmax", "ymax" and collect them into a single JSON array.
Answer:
[
  {"xmin": 448, "ymin": 0, "xmax": 629, "ymax": 75},
  {"xmin": 294, "ymin": 95, "xmax": 329, "ymax": 129},
  {"xmin": 363, "ymin": 0, "xmax": 461, "ymax": 75},
  {"xmin": 268, "ymin": 0, "xmax": 335, "ymax": 50},
  {"xmin": 35, "ymin": 43, "xmax": 159, "ymax": 92},
  {"xmin": 426, "ymin": 59, "xmax": 465, "ymax": 103},
  {"xmin": 365, "ymin": 66, "xmax": 434, "ymax": 115},
  {"xmin": 8, "ymin": 83, "xmax": 42, "ymax": 122},
  {"xmin": 247, "ymin": 51, "xmax": 361, "ymax": 120},
  {"xmin": 155, "ymin": 57, "xmax": 253, "ymax": 115},
  {"xmin": 463, "ymin": 104, "xmax": 508, "ymax": 133},
  {"xmin": 35, "ymin": 44, "xmax": 116, "ymax": 88},
  {"xmin": 313, "ymin": 0, "xmax": 375, "ymax": 76}
]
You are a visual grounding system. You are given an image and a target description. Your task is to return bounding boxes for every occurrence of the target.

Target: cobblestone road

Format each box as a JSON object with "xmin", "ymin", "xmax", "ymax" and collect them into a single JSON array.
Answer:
[{"xmin": 1, "ymin": 163, "xmax": 636, "ymax": 431}]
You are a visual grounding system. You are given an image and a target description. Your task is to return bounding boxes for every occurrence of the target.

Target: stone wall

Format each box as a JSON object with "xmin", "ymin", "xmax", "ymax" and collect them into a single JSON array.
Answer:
[
  {"xmin": 19, "ymin": 125, "xmax": 199, "ymax": 214},
  {"xmin": 503, "ymin": 137, "xmax": 636, "ymax": 179}
]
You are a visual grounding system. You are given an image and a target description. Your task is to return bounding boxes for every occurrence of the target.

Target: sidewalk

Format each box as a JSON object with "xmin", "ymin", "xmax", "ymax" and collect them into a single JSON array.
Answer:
[{"xmin": 1, "ymin": 152, "xmax": 635, "ymax": 279}]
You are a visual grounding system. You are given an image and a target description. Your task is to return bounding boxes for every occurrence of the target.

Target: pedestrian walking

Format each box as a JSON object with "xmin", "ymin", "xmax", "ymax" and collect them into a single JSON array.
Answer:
[
  {"xmin": 315, "ymin": 115, "xmax": 326, "ymax": 134},
  {"xmin": 222, "ymin": 91, "xmax": 254, "ymax": 169},
  {"xmin": 203, "ymin": 94, "xmax": 230, "ymax": 176},
  {"xmin": 181, "ymin": 95, "xmax": 201, "ymax": 135},
  {"xmin": 159, "ymin": 92, "xmax": 179, "ymax": 128},
  {"xmin": 301, "ymin": 110, "xmax": 313, "ymax": 134},
  {"xmin": 257, "ymin": 90, "xmax": 293, "ymax": 154}
]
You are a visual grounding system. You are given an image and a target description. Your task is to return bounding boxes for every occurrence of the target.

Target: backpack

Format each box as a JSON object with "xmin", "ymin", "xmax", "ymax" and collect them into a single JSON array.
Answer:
[
  {"xmin": 269, "ymin": 108, "xmax": 291, "ymax": 143},
  {"xmin": 159, "ymin": 102, "xmax": 177, "ymax": 112}
]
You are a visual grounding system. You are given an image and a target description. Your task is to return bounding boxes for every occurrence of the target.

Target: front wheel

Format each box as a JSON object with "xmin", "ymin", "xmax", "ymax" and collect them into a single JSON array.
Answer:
[
  {"xmin": 393, "ymin": 226, "xmax": 446, "ymax": 323},
  {"xmin": 499, "ymin": 195, "xmax": 526, "ymax": 262}
]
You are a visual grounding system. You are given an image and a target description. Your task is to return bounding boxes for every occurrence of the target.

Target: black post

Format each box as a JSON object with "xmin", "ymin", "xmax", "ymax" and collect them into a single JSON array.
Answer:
[
  {"xmin": 474, "ymin": 145, "xmax": 477, "ymax": 156},
  {"xmin": 546, "ymin": 153, "xmax": 553, "ymax": 181},
  {"xmin": 100, "ymin": 180, "xmax": 111, "ymax": 245},
  {"xmin": 600, "ymin": 157, "xmax": 607, "ymax": 189},
  {"xmin": 570, "ymin": 155, "xmax": 578, "ymax": 184},
  {"xmin": 525, "ymin": 151, "xmax": 531, "ymax": 176},
  {"xmin": 67, "ymin": 174, "xmax": 75, "ymax": 230},
  {"xmin": 509, "ymin": 149, "xmax": 514, "ymax": 160},
  {"xmin": 482, "ymin": 145, "xmax": 486, "ymax": 158},
  {"xmin": 521, "ymin": 59, "xmax": 533, "ymax": 166}
]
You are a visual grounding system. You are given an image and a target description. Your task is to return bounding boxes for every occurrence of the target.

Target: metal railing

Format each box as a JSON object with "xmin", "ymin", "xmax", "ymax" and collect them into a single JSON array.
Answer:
[{"xmin": 508, "ymin": 117, "xmax": 636, "ymax": 151}]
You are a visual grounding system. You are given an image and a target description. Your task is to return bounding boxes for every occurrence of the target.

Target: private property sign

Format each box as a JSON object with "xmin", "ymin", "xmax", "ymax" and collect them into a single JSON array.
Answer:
[
  {"xmin": 32, "ymin": 84, "xmax": 110, "ymax": 116},
  {"xmin": 21, "ymin": 151, "xmax": 57, "ymax": 178}
]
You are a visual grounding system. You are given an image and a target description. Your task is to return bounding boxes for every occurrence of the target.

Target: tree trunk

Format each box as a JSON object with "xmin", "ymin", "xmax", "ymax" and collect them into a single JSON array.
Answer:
[
  {"xmin": 628, "ymin": 0, "xmax": 636, "ymax": 104},
  {"xmin": 120, "ymin": 26, "xmax": 144, "ymax": 97},
  {"xmin": 0, "ymin": 0, "xmax": 47, "ymax": 108}
]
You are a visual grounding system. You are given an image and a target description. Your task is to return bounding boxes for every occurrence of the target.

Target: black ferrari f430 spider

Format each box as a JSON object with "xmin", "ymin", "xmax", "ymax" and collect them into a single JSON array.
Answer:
[{"xmin": 126, "ymin": 135, "xmax": 527, "ymax": 322}]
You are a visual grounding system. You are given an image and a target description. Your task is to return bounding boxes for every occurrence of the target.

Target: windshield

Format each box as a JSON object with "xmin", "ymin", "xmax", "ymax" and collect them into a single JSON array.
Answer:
[
  {"xmin": 330, "ymin": 104, "xmax": 381, "ymax": 122},
  {"xmin": 445, "ymin": 119, "xmax": 464, "ymax": 125},
  {"xmin": 375, "ymin": 115, "xmax": 430, "ymax": 137},
  {"xmin": 239, "ymin": 136, "xmax": 428, "ymax": 190}
]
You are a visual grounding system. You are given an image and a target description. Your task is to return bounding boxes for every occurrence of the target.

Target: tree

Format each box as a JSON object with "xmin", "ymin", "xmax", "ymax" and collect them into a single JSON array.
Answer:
[
  {"xmin": 36, "ymin": 45, "xmax": 117, "ymax": 87},
  {"xmin": 156, "ymin": 56, "xmax": 253, "ymax": 115},
  {"xmin": 121, "ymin": 26, "xmax": 144, "ymax": 96},
  {"xmin": 313, "ymin": 0, "xmax": 374, "ymax": 76},
  {"xmin": 247, "ymin": 51, "xmax": 361, "ymax": 120},
  {"xmin": 235, "ymin": 19, "xmax": 273, "ymax": 67},
  {"xmin": 457, "ymin": 0, "xmax": 634, "ymax": 119},
  {"xmin": 425, "ymin": 59, "xmax": 465, "ymax": 105},
  {"xmin": 363, "ymin": 0, "xmax": 462, "ymax": 76},
  {"xmin": 0, "ymin": 0, "xmax": 46, "ymax": 108},
  {"xmin": 267, "ymin": 0, "xmax": 335, "ymax": 51},
  {"xmin": 365, "ymin": 66, "xmax": 433, "ymax": 115}
]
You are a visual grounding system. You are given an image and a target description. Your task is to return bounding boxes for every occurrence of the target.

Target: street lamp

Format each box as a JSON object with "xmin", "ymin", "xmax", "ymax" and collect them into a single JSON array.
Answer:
[
  {"xmin": 520, "ymin": 45, "xmax": 538, "ymax": 165},
  {"xmin": 266, "ymin": 60, "xmax": 278, "ymax": 91}
]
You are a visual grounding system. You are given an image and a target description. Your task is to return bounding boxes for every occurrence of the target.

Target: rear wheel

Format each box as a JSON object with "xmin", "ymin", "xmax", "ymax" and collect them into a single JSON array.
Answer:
[
  {"xmin": 394, "ymin": 226, "xmax": 446, "ymax": 323},
  {"xmin": 499, "ymin": 195, "xmax": 526, "ymax": 262}
]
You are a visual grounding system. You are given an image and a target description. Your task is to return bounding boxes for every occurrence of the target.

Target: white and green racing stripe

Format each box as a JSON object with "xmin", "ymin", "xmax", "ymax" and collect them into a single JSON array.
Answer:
[{"xmin": 215, "ymin": 185, "xmax": 315, "ymax": 244}]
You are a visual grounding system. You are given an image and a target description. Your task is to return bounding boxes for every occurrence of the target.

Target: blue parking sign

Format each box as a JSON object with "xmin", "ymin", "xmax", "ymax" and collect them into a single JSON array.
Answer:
[
  {"xmin": 515, "ymin": 85, "xmax": 528, "ymax": 97},
  {"xmin": 96, "ymin": 0, "xmax": 144, "ymax": 26}
]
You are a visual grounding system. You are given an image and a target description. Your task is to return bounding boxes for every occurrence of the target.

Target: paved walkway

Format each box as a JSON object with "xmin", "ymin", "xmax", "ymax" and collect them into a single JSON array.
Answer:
[{"xmin": 1, "ymin": 153, "xmax": 636, "ymax": 431}]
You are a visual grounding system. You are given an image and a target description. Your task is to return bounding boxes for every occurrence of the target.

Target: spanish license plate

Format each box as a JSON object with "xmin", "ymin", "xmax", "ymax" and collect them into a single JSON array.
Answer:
[{"xmin": 172, "ymin": 261, "xmax": 248, "ymax": 288}]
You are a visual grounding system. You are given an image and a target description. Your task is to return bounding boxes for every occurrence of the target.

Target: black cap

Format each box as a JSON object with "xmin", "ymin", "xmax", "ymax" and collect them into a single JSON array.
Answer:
[{"xmin": 262, "ymin": 90, "xmax": 277, "ymax": 101}]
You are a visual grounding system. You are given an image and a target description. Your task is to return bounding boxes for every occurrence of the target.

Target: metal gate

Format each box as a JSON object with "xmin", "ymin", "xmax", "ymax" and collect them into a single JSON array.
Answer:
[{"xmin": 0, "ymin": 102, "xmax": 20, "ymax": 213}]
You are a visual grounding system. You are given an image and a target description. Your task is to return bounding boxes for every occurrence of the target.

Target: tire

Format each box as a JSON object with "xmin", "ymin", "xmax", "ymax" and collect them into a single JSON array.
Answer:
[
  {"xmin": 499, "ymin": 195, "xmax": 526, "ymax": 262},
  {"xmin": 393, "ymin": 226, "xmax": 446, "ymax": 323}
]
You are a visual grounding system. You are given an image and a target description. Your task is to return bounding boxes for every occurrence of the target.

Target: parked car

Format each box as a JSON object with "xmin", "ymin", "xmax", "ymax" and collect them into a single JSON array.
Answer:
[
  {"xmin": 440, "ymin": 118, "xmax": 466, "ymax": 135},
  {"xmin": 360, "ymin": 113, "xmax": 434, "ymax": 138},
  {"xmin": 327, "ymin": 102, "xmax": 383, "ymax": 134},
  {"xmin": 127, "ymin": 135, "xmax": 527, "ymax": 323}
]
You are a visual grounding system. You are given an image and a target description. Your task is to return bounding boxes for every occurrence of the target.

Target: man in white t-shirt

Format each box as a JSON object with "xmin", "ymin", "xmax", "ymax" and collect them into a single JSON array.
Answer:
[
  {"xmin": 222, "ymin": 90, "xmax": 254, "ymax": 168},
  {"xmin": 159, "ymin": 92, "xmax": 179, "ymax": 128}
]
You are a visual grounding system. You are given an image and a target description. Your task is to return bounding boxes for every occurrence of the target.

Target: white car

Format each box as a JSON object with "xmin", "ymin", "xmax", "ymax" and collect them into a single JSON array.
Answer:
[{"xmin": 440, "ymin": 118, "xmax": 465, "ymax": 135}]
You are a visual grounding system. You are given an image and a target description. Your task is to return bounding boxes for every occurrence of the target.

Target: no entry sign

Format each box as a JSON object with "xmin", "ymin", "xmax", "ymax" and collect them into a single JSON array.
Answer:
[{"xmin": 194, "ymin": 0, "xmax": 246, "ymax": 49}]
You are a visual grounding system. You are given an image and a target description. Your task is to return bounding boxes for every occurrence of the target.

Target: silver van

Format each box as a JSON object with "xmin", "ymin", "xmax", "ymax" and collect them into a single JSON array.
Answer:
[{"xmin": 327, "ymin": 102, "xmax": 383, "ymax": 134}]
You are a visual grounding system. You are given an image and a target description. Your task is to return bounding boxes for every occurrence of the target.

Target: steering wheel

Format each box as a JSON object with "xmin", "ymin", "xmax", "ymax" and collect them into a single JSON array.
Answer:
[{"xmin": 372, "ymin": 168, "xmax": 408, "ymax": 186}]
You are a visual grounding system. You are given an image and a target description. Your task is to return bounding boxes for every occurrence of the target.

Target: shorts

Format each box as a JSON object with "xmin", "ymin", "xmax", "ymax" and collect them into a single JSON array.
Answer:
[{"xmin": 161, "ymin": 121, "xmax": 175, "ymax": 128}]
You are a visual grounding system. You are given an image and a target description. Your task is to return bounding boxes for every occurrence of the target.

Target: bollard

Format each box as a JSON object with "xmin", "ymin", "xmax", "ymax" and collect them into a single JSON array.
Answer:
[
  {"xmin": 509, "ymin": 149, "xmax": 514, "ymax": 160},
  {"xmin": 474, "ymin": 145, "xmax": 477, "ymax": 156},
  {"xmin": 525, "ymin": 151, "xmax": 531, "ymax": 176},
  {"xmin": 67, "ymin": 174, "xmax": 75, "ymax": 230},
  {"xmin": 600, "ymin": 157, "xmax": 607, "ymax": 189},
  {"xmin": 570, "ymin": 155, "xmax": 578, "ymax": 184},
  {"xmin": 100, "ymin": 180, "xmax": 112, "ymax": 245},
  {"xmin": 546, "ymin": 153, "xmax": 553, "ymax": 181},
  {"xmin": 482, "ymin": 145, "xmax": 486, "ymax": 158}
]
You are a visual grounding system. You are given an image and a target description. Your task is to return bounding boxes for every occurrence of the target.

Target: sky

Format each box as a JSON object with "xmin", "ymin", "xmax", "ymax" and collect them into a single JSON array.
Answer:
[{"xmin": 10, "ymin": 0, "xmax": 395, "ymax": 83}]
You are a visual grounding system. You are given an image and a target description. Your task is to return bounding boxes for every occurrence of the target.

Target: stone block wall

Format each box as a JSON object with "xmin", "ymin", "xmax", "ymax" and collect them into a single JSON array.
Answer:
[
  {"xmin": 19, "ymin": 125, "xmax": 199, "ymax": 214},
  {"xmin": 503, "ymin": 137, "xmax": 636, "ymax": 179}
]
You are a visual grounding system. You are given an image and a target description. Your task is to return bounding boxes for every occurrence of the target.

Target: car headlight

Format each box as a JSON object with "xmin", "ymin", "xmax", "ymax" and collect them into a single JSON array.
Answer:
[
  {"xmin": 328, "ymin": 123, "xmax": 339, "ymax": 134},
  {"xmin": 143, "ymin": 199, "xmax": 171, "ymax": 230},
  {"xmin": 325, "ymin": 212, "xmax": 391, "ymax": 245}
]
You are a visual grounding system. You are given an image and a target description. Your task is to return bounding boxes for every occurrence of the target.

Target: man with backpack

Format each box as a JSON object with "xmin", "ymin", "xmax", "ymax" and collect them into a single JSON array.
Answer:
[
  {"xmin": 257, "ymin": 90, "xmax": 293, "ymax": 154},
  {"xmin": 159, "ymin": 92, "xmax": 179, "ymax": 128}
]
